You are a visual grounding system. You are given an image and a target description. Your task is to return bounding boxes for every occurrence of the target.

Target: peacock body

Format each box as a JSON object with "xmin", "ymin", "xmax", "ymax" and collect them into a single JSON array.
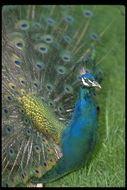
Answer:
[{"xmin": 2, "ymin": 5, "xmax": 123, "ymax": 187}]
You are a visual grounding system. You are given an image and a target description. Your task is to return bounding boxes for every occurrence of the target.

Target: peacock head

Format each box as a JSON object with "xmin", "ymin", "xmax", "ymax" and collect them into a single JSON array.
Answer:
[{"xmin": 79, "ymin": 68, "xmax": 101, "ymax": 89}]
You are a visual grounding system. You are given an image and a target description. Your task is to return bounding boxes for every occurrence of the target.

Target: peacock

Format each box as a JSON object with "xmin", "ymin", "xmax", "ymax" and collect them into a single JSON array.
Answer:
[{"xmin": 2, "ymin": 5, "xmax": 124, "ymax": 187}]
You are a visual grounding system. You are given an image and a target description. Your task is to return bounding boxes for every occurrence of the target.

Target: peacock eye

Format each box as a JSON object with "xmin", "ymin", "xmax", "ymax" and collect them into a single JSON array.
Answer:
[{"xmin": 84, "ymin": 78, "xmax": 88, "ymax": 82}]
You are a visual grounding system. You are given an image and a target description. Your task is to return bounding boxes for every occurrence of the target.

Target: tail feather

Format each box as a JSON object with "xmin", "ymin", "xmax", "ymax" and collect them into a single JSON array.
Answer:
[{"xmin": 31, "ymin": 157, "xmax": 73, "ymax": 183}]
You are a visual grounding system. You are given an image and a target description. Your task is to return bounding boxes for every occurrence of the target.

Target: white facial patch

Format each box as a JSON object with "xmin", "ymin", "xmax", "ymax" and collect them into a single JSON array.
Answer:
[{"xmin": 81, "ymin": 78, "xmax": 90, "ymax": 86}]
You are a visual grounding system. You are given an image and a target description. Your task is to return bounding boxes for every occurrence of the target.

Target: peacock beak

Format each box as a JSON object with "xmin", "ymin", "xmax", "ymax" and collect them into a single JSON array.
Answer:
[{"xmin": 92, "ymin": 80, "xmax": 101, "ymax": 88}]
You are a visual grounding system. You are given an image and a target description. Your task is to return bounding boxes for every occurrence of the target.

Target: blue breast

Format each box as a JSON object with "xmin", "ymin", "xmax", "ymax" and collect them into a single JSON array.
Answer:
[{"xmin": 61, "ymin": 87, "xmax": 98, "ymax": 170}]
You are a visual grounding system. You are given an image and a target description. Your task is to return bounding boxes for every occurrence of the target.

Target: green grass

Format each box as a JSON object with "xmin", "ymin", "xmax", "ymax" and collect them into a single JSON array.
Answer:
[{"xmin": 46, "ymin": 5, "xmax": 125, "ymax": 187}]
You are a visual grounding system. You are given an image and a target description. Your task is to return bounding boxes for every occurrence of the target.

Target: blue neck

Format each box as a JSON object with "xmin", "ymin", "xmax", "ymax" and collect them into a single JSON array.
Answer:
[
  {"xmin": 79, "ymin": 86, "xmax": 93, "ymax": 100},
  {"xmin": 76, "ymin": 87, "xmax": 95, "ymax": 114},
  {"xmin": 64, "ymin": 86, "xmax": 96, "ymax": 130}
]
